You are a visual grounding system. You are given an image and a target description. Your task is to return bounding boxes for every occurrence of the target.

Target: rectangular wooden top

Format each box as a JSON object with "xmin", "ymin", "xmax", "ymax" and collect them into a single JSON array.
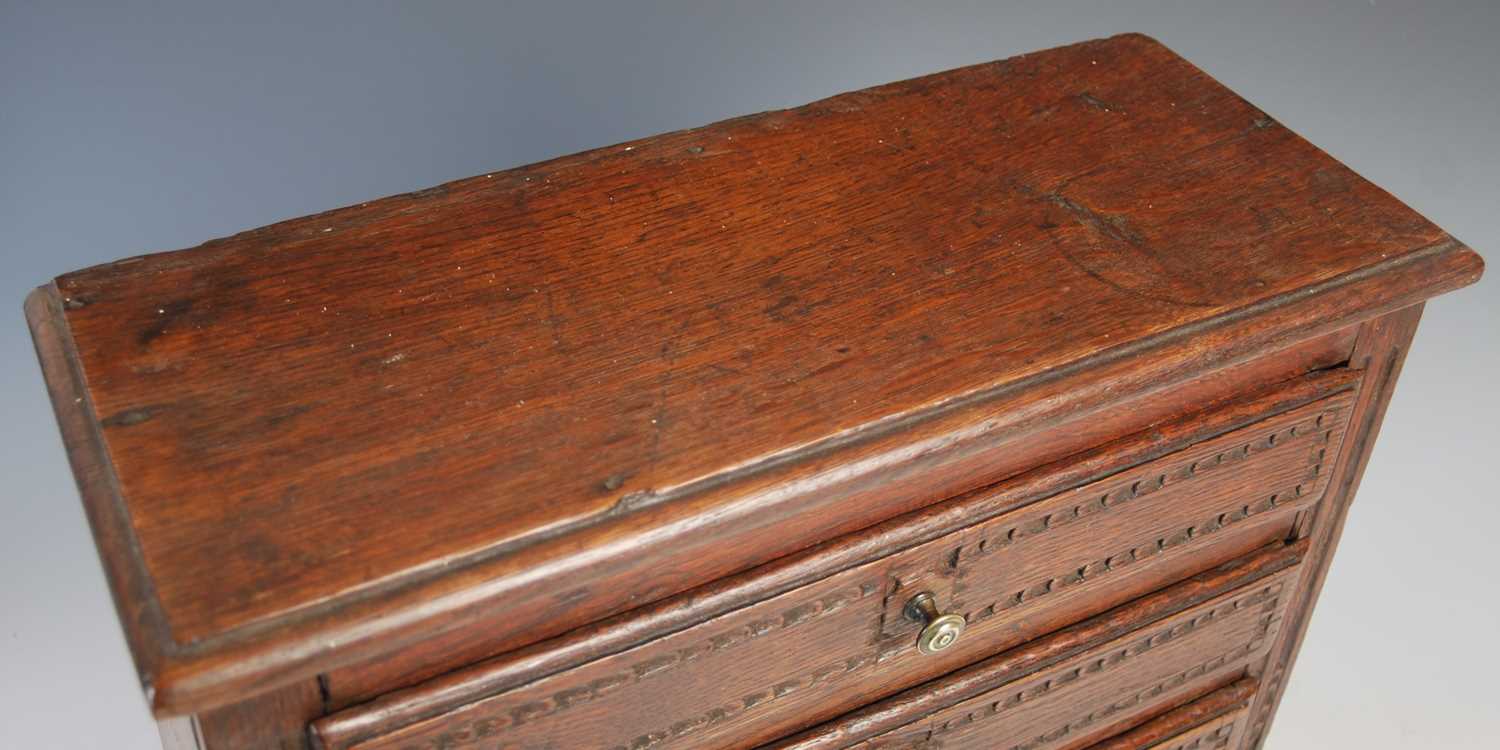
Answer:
[{"xmin": 26, "ymin": 33, "xmax": 1481, "ymax": 714}]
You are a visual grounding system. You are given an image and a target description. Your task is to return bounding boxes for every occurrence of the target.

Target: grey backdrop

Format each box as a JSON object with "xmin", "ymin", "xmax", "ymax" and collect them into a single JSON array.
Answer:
[{"xmin": 3, "ymin": 2, "xmax": 1495, "ymax": 747}]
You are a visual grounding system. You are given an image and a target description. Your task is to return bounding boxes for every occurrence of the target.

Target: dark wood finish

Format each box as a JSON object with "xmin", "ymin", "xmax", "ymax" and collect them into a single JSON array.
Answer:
[
  {"xmin": 153, "ymin": 680, "xmax": 322, "ymax": 750},
  {"xmin": 844, "ymin": 567, "xmax": 1294, "ymax": 749},
  {"xmin": 313, "ymin": 388, "xmax": 1346, "ymax": 749},
  {"xmin": 321, "ymin": 361, "xmax": 1354, "ymax": 724},
  {"xmin": 1241, "ymin": 305, "xmax": 1426, "ymax": 747},
  {"xmin": 1082, "ymin": 678, "xmax": 1255, "ymax": 750},
  {"xmin": 193, "ymin": 680, "xmax": 323, "ymax": 750},
  {"xmin": 1137, "ymin": 710, "xmax": 1244, "ymax": 750},
  {"xmin": 321, "ymin": 329, "xmax": 1355, "ymax": 708},
  {"xmin": 24, "ymin": 32, "xmax": 1482, "ymax": 749},
  {"xmin": 21, "ymin": 32, "xmax": 1481, "ymax": 715},
  {"xmin": 765, "ymin": 544, "xmax": 1300, "ymax": 750}
]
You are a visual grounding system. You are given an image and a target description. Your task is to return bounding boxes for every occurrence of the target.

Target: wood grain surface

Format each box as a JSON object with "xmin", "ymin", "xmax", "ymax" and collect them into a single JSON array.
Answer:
[
  {"xmin": 1082, "ymin": 678, "xmax": 1254, "ymax": 750},
  {"xmin": 839, "ymin": 566, "xmax": 1296, "ymax": 750},
  {"xmin": 313, "ymin": 389, "xmax": 1346, "ymax": 749},
  {"xmin": 1240, "ymin": 305, "xmax": 1428, "ymax": 747},
  {"xmin": 315, "ymin": 365, "xmax": 1354, "ymax": 730},
  {"xmin": 850, "ymin": 576, "xmax": 1288, "ymax": 750},
  {"xmin": 25, "ymin": 31, "xmax": 1482, "ymax": 715},
  {"xmin": 765, "ymin": 542, "xmax": 1301, "ymax": 750}
]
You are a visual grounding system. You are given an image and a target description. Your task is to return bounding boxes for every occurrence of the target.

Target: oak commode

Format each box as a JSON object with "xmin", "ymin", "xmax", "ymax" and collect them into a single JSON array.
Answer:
[{"xmin": 26, "ymin": 33, "xmax": 1483, "ymax": 749}]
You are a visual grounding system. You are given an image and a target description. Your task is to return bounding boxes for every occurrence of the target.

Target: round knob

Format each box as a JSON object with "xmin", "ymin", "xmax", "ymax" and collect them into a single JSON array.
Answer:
[{"xmin": 904, "ymin": 592, "xmax": 967, "ymax": 655}]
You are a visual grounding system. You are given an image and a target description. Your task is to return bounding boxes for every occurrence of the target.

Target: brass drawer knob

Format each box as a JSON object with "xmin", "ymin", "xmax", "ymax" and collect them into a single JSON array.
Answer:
[{"xmin": 904, "ymin": 592, "xmax": 967, "ymax": 655}]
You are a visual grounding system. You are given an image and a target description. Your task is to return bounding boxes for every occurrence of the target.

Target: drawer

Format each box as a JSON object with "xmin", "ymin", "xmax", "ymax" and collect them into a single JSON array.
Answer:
[
  {"xmin": 1110, "ymin": 709, "xmax": 1244, "ymax": 750},
  {"xmin": 1082, "ymin": 677, "xmax": 1257, "ymax": 750},
  {"xmin": 313, "ymin": 384, "xmax": 1350, "ymax": 750},
  {"xmin": 846, "ymin": 570, "xmax": 1291, "ymax": 750},
  {"xmin": 1137, "ymin": 715, "xmax": 1242, "ymax": 750}
]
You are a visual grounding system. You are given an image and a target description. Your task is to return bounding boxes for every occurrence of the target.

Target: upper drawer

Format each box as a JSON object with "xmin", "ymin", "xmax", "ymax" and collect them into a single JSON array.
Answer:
[{"xmin": 313, "ymin": 379, "xmax": 1353, "ymax": 750}]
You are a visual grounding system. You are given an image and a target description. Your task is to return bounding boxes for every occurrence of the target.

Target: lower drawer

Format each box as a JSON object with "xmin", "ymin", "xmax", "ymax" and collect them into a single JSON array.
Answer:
[
  {"xmin": 1083, "ymin": 677, "xmax": 1257, "ymax": 750},
  {"xmin": 1120, "ymin": 708, "xmax": 1244, "ymax": 750},
  {"xmin": 1140, "ymin": 714, "xmax": 1242, "ymax": 750},
  {"xmin": 774, "ymin": 545, "xmax": 1299, "ymax": 750}
]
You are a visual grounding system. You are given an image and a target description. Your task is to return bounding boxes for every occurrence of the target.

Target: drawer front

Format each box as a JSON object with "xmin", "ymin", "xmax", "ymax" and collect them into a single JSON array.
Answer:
[
  {"xmin": 1083, "ymin": 677, "xmax": 1255, "ymax": 750},
  {"xmin": 318, "ymin": 391, "xmax": 1349, "ymax": 750},
  {"xmin": 1141, "ymin": 710, "xmax": 1244, "ymax": 750},
  {"xmin": 855, "ymin": 572, "xmax": 1293, "ymax": 750}
]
